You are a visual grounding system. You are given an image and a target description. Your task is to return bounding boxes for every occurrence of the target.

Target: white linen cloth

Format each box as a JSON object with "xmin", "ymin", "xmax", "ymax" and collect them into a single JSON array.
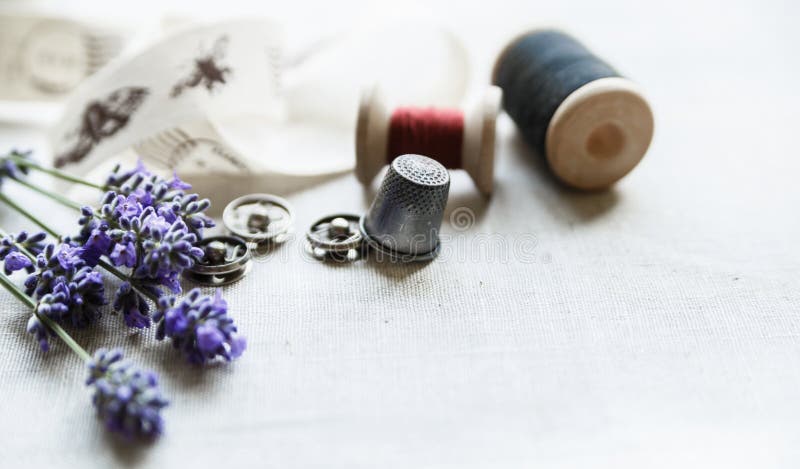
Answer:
[{"xmin": 0, "ymin": 0, "xmax": 798, "ymax": 467}]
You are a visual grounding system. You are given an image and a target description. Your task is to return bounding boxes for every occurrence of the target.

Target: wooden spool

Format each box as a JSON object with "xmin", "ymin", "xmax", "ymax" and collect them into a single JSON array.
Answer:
[
  {"xmin": 355, "ymin": 85, "xmax": 502, "ymax": 195},
  {"xmin": 493, "ymin": 32, "xmax": 654, "ymax": 190}
]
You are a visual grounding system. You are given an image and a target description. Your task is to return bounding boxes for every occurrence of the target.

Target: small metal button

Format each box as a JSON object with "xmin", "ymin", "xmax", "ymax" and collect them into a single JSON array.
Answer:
[
  {"xmin": 306, "ymin": 213, "xmax": 364, "ymax": 261},
  {"xmin": 246, "ymin": 209, "xmax": 271, "ymax": 232},
  {"xmin": 329, "ymin": 217, "xmax": 350, "ymax": 236},
  {"xmin": 183, "ymin": 235, "xmax": 252, "ymax": 286},
  {"xmin": 204, "ymin": 240, "xmax": 228, "ymax": 264},
  {"xmin": 223, "ymin": 193, "xmax": 293, "ymax": 244}
]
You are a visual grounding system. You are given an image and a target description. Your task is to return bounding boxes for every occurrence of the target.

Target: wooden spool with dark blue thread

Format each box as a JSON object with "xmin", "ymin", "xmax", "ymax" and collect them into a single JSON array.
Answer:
[{"xmin": 493, "ymin": 30, "xmax": 654, "ymax": 190}]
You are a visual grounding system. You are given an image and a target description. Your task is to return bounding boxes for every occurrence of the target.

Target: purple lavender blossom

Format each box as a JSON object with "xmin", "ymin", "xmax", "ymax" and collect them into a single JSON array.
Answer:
[
  {"xmin": 109, "ymin": 242, "xmax": 137, "ymax": 268},
  {"xmin": 86, "ymin": 348, "xmax": 168, "ymax": 439},
  {"xmin": 34, "ymin": 280, "xmax": 69, "ymax": 318},
  {"xmin": 155, "ymin": 289, "xmax": 246, "ymax": 364},
  {"xmin": 167, "ymin": 172, "xmax": 192, "ymax": 190},
  {"xmin": 79, "ymin": 186, "xmax": 207, "ymax": 288},
  {"xmin": 73, "ymin": 162, "xmax": 217, "ymax": 330},
  {"xmin": 103, "ymin": 160, "xmax": 150, "ymax": 190},
  {"xmin": 3, "ymin": 251, "xmax": 32, "ymax": 274},
  {"xmin": 114, "ymin": 194, "xmax": 143, "ymax": 218},
  {"xmin": 81, "ymin": 227, "xmax": 111, "ymax": 267},
  {"xmin": 26, "ymin": 315, "xmax": 51, "ymax": 352},
  {"xmin": 0, "ymin": 231, "xmax": 47, "ymax": 273},
  {"xmin": 24, "ymin": 243, "xmax": 105, "ymax": 337},
  {"xmin": 0, "ymin": 149, "xmax": 31, "ymax": 186},
  {"xmin": 55, "ymin": 243, "xmax": 83, "ymax": 270},
  {"xmin": 67, "ymin": 269, "xmax": 105, "ymax": 327},
  {"xmin": 134, "ymin": 215, "xmax": 204, "ymax": 291},
  {"xmin": 141, "ymin": 212, "xmax": 171, "ymax": 234},
  {"xmin": 129, "ymin": 187, "xmax": 153, "ymax": 207},
  {"xmin": 113, "ymin": 282, "xmax": 152, "ymax": 329},
  {"xmin": 103, "ymin": 162, "xmax": 215, "ymax": 235}
]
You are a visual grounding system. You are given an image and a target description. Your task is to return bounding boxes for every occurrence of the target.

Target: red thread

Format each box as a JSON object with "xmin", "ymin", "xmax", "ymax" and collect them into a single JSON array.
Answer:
[{"xmin": 387, "ymin": 107, "xmax": 464, "ymax": 168}]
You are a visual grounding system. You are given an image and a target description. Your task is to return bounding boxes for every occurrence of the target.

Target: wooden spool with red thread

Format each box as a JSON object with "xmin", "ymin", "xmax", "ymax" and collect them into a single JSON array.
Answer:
[{"xmin": 355, "ymin": 86, "xmax": 502, "ymax": 195}]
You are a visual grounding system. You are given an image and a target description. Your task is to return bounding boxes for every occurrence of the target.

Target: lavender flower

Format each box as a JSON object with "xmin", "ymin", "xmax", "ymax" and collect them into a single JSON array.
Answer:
[
  {"xmin": 109, "ymin": 241, "xmax": 137, "ymax": 268},
  {"xmin": 86, "ymin": 348, "xmax": 168, "ymax": 439},
  {"xmin": 0, "ymin": 149, "xmax": 31, "ymax": 186},
  {"xmin": 113, "ymin": 282, "xmax": 152, "ymax": 329},
  {"xmin": 155, "ymin": 289, "xmax": 246, "ymax": 364},
  {"xmin": 55, "ymin": 243, "xmax": 83, "ymax": 269},
  {"xmin": 3, "ymin": 251, "xmax": 31, "ymax": 274},
  {"xmin": 105, "ymin": 205, "xmax": 203, "ymax": 292},
  {"xmin": 102, "ymin": 160, "xmax": 150, "ymax": 191},
  {"xmin": 26, "ymin": 315, "xmax": 52, "ymax": 352},
  {"xmin": 69, "ymin": 162, "xmax": 235, "ymax": 341},
  {"xmin": 103, "ymin": 163, "xmax": 214, "ymax": 235},
  {"xmin": 76, "ymin": 185, "xmax": 206, "ymax": 326},
  {"xmin": 79, "ymin": 175, "xmax": 207, "ymax": 273},
  {"xmin": 132, "ymin": 211, "xmax": 204, "ymax": 287},
  {"xmin": 115, "ymin": 194, "xmax": 143, "ymax": 218},
  {"xmin": 81, "ymin": 227, "xmax": 111, "ymax": 267},
  {"xmin": 24, "ymin": 243, "xmax": 105, "ymax": 335},
  {"xmin": 0, "ymin": 231, "xmax": 47, "ymax": 274}
]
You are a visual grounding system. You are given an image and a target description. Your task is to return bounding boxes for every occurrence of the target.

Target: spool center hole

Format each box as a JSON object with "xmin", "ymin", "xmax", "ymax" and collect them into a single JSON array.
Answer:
[{"xmin": 586, "ymin": 122, "xmax": 625, "ymax": 159}]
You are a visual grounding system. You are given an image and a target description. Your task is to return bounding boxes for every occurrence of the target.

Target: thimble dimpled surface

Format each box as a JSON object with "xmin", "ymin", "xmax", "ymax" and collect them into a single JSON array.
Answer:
[{"xmin": 363, "ymin": 154, "xmax": 450, "ymax": 257}]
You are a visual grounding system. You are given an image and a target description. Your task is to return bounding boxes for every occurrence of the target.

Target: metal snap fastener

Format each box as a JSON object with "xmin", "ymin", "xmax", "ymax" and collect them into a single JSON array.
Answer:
[
  {"xmin": 183, "ymin": 235, "xmax": 252, "ymax": 286},
  {"xmin": 223, "ymin": 194, "xmax": 293, "ymax": 244},
  {"xmin": 306, "ymin": 213, "xmax": 364, "ymax": 261}
]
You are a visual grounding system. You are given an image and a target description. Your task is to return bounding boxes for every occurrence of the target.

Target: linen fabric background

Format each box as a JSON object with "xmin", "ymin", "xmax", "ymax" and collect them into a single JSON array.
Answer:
[{"xmin": 0, "ymin": 0, "xmax": 798, "ymax": 467}]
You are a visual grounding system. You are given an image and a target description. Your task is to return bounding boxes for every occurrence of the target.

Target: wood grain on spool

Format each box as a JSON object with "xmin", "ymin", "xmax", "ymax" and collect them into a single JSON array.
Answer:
[
  {"xmin": 492, "ymin": 30, "xmax": 654, "ymax": 190},
  {"xmin": 547, "ymin": 77, "xmax": 653, "ymax": 190}
]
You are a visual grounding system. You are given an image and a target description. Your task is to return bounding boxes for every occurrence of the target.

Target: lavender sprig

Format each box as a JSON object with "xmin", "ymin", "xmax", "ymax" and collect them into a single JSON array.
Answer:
[
  {"xmin": 23, "ymin": 243, "xmax": 106, "ymax": 338},
  {"xmin": 0, "ymin": 159, "xmax": 247, "ymax": 365},
  {"xmin": 68, "ymin": 163, "xmax": 214, "ymax": 327},
  {"xmin": 87, "ymin": 348, "xmax": 168, "ymax": 439},
  {"xmin": 3, "ymin": 149, "xmax": 102, "ymax": 190},
  {"xmin": 156, "ymin": 289, "xmax": 247, "ymax": 364},
  {"xmin": 103, "ymin": 162, "xmax": 215, "ymax": 235},
  {"xmin": 0, "ymin": 229, "xmax": 105, "ymax": 350},
  {"xmin": 0, "ymin": 269, "xmax": 168, "ymax": 439},
  {"xmin": 113, "ymin": 281, "xmax": 154, "ymax": 329},
  {"xmin": 0, "ymin": 150, "xmax": 32, "ymax": 186},
  {"xmin": 80, "ymin": 199, "xmax": 205, "ymax": 288},
  {"xmin": 76, "ymin": 194, "xmax": 205, "ymax": 327},
  {"xmin": 0, "ymin": 230, "xmax": 47, "ymax": 274}
]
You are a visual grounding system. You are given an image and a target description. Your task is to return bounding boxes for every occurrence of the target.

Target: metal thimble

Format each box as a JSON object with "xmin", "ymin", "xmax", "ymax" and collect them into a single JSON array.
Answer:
[{"xmin": 359, "ymin": 154, "xmax": 450, "ymax": 261}]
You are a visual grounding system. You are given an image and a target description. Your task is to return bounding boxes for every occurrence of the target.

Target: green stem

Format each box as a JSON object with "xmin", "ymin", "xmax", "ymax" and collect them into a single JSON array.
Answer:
[
  {"xmin": 10, "ymin": 177, "xmax": 83, "ymax": 211},
  {"xmin": 38, "ymin": 313, "xmax": 93, "ymax": 362},
  {"xmin": 0, "ymin": 192, "xmax": 59, "ymax": 237},
  {"xmin": 0, "ymin": 268, "xmax": 35, "ymax": 308},
  {"xmin": 0, "ymin": 269, "xmax": 92, "ymax": 362},
  {"xmin": 97, "ymin": 259, "xmax": 159, "ymax": 303},
  {"xmin": 8, "ymin": 154, "xmax": 104, "ymax": 191},
  {"xmin": 0, "ymin": 192, "xmax": 160, "ymax": 304}
]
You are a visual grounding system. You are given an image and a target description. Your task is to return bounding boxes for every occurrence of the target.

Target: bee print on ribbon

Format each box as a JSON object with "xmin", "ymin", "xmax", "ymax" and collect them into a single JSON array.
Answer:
[{"xmin": 170, "ymin": 36, "xmax": 232, "ymax": 98}]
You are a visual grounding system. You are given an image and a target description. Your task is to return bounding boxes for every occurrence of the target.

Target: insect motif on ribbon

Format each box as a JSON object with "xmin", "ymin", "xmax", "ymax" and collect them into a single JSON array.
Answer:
[
  {"xmin": 170, "ymin": 36, "xmax": 232, "ymax": 98},
  {"xmin": 55, "ymin": 86, "xmax": 149, "ymax": 167}
]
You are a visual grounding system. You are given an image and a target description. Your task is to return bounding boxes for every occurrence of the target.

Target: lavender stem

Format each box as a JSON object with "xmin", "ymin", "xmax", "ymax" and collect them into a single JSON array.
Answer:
[
  {"xmin": 0, "ymin": 269, "xmax": 91, "ymax": 362},
  {"xmin": 6, "ymin": 153, "xmax": 104, "ymax": 191}
]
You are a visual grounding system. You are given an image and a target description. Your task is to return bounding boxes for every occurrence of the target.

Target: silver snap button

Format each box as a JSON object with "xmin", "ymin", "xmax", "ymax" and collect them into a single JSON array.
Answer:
[
  {"xmin": 223, "ymin": 193, "xmax": 293, "ymax": 244},
  {"xmin": 306, "ymin": 213, "xmax": 364, "ymax": 261},
  {"xmin": 183, "ymin": 235, "xmax": 252, "ymax": 286}
]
